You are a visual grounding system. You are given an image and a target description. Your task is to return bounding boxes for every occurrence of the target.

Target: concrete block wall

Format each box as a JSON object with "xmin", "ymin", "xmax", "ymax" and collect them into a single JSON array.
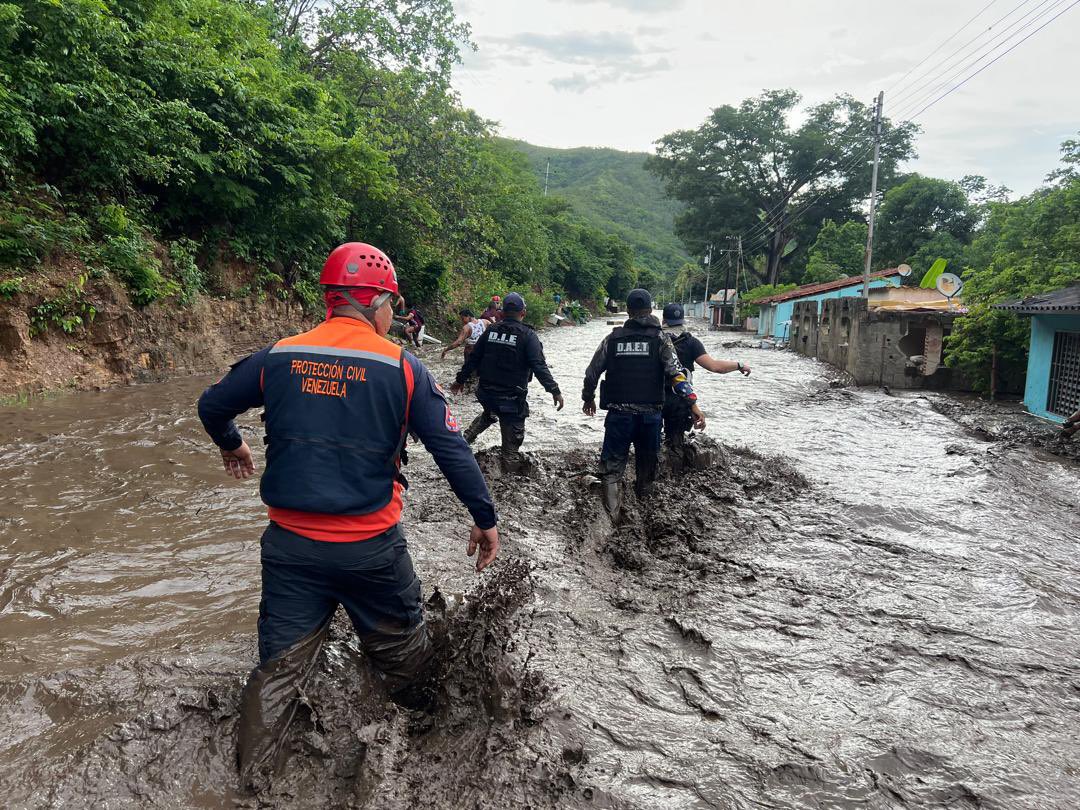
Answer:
[{"xmin": 790, "ymin": 297, "xmax": 965, "ymax": 390}]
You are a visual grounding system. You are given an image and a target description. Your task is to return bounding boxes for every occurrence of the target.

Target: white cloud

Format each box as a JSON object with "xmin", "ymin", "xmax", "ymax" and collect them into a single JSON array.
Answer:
[{"xmin": 451, "ymin": 0, "xmax": 1080, "ymax": 191}]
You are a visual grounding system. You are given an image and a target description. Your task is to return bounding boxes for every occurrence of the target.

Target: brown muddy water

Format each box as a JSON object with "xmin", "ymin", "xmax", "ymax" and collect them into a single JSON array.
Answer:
[{"xmin": 1, "ymin": 319, "xmax": 1079, "ymax": 808}]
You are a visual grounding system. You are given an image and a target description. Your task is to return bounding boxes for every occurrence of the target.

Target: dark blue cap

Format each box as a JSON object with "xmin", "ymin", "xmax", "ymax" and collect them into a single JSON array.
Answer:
[
  {"xmin": 502, "ymin": 292, "xmax": 526, "ymax": 312},
  {"xmin": 626, "ymin": 288, "xmax": 652, "ymax": 312},
  {"xmin": 662, "ymin": 302, "xmax": 685, "ymax": 325}
]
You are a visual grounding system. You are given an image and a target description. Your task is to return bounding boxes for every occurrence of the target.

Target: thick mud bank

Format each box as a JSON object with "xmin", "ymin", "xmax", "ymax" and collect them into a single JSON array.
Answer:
[
  {"xmin": 0, "ymin": 270, "xmax": 314, "ymax": 398},
  {"xmin": 2, "ymin": 322, "xmax": 1079, "ymax": 808},
  {"xmin": 927, "ymin": 395, "xmax": 1080, "ymax": 463},
  {"xmin": 0, "ymin": 438, "xmax": 815, "ymax": 809}
]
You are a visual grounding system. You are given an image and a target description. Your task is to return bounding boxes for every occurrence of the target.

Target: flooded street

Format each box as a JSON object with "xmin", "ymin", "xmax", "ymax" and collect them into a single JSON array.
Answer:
[{"xmin": 1, "ymin": 318, "xmax": 1079, "ymax": 808}]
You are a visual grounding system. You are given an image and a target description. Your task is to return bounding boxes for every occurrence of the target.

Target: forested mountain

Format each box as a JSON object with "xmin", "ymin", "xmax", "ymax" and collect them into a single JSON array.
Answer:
[
  {"xmin": 0, "ymin": 0, "xmax": 640, "ymax": 333},
  {"xmin": 505, "ymin": 140, "xmax": 690, "ymax": 283}
]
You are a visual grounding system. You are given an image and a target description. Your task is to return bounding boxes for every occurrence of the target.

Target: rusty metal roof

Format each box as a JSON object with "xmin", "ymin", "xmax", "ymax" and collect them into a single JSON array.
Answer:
[
  {"xmin": 756, "ymin": 268, "xmax": 902, "ymax": 305},
  {"xmin": 993, "ymin": 284, "xmax": 1080, "ymax": 315}
]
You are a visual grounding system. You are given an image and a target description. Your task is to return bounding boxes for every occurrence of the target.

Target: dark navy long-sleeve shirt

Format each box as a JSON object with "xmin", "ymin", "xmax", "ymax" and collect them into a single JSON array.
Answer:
[{"xmin": 198, "ymin": 343, "xmax": 497, "ymax": 530}]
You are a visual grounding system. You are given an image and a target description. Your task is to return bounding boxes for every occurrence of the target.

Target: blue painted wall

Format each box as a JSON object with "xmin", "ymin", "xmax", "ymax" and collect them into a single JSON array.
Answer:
[
  {"xmin": 756, "ymin": 277, "xmax": 900, "ymax": 338},
  {"xmin": 1023, "ymin": 313, "xmax": 1080, "ymax": 421}
]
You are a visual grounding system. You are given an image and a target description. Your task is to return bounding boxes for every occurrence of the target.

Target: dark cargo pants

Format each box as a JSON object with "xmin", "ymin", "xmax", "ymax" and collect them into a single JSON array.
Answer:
[
  {"xmin": 661, "ymin": 396, "xmax": 693, "ymax": 448},
  {"xmin": 463, "ymin": 389, "xmax": 527, "ymax": 453},
  {"xmin": 238, "ymin": 522, "xmax": 433, "ymax": 784},
  {"xmin": 599, "ymin": 409, "xmax": 662, "ymax": 496}
]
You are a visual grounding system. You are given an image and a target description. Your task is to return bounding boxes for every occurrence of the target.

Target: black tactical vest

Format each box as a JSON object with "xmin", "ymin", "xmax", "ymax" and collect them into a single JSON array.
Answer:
[
  {"xmin": 478, "ymin": 319, "xmax": 531, "ymax": 392},
  {"xmin": 600, "ymin": 324, "xmax": 664, "ymax": 408},
  {"xmin": 670, "ymin": 332, "xmax": 697, "ymax": 380}
]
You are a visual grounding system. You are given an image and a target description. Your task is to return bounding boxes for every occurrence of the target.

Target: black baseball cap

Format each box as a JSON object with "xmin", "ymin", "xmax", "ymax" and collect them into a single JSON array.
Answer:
[
  {"xmin": 626, "ymin": 288, "xmax": 652, "ymax": 312},
  {"xmin": 662, "ymin": 302, "xmax": 685, "ymax": 325},
  {"xmin": 502, "ymin": 292, "xmax": 526, "ymax": 312}
]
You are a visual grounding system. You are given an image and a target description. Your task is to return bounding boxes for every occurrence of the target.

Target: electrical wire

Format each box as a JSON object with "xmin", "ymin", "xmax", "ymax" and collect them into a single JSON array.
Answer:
[
  {"xmin": 729, "ymin": 0, "xmax": 1077, "ymax": 262},
  {"xmin": 887, "ymin": 0, "xmax": 1038, "ymax": 108},
  {"xmin": 888, "ymin": 0, "xmax": 1065, "ymax": 115},
  {"xmin": 907, "ymin": 0, "xmax": 1078, "ymax": 119},
  {"xmin": 884, "ymin": 0, "xmax": 1003, "ymax": 96}
]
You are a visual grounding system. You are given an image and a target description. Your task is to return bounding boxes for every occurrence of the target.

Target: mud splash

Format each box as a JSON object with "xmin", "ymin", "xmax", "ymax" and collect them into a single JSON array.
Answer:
[
  {"xmin": 2, "ymin": 319, "xmax": 1079, "ymax": 808},
  {"xmin": 1, "ymin": 559, "xmax": 582, "ymax": 809}
]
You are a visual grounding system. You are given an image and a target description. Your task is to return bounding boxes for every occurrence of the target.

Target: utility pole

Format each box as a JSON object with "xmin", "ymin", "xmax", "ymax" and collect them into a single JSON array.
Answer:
[
  {"xmin": 722, "ymin": 243, "xmax": 733, "ymax": 326},
  {"xmin": 862, "ymin": 91, "xmax": 884, "ymax": 299},
  {"xmin": 736, "ymin": 235, "xmax": 743, "ymax": 322},
  {"xmin": 703, "ymin": 243, "xmax": 712, "ymax": 312},
  {"xmin": 544, "ymin": 158, "xmax": 550, "ymax": 197}
]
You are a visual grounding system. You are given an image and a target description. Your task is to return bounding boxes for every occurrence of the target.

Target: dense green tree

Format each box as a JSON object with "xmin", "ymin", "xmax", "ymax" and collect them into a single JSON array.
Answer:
[
  {"xmin": 0, "ymin": 0, "xmax": 635, "ymax": 322},
  {"xmin": 946, "ymin": 137, "xmax": 1080, "ymax": 391},
  {"xmin": 875, "ymin": 174, "xmax": 979, "ymax": 279},
  {"xmin": 649, "ymin": 89, "xmax": 916, "ymax": 286},
  {"xmin": 508, "ymin": 140, "xmax": 690, "ymax": 284},
  {"xmin": 803, "ymin": 219, "xmax": 867, "ymax": 284}
]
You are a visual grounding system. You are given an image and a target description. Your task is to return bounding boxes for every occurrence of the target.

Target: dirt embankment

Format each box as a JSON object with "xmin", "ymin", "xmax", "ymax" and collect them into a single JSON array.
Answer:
[
  {"xmin": 0, "ymin": 267, "xmax": 314, "ymax": 399},
  {"xmin": 927, "ymin": 396, "xmax": 1080, "ymax": 463}
]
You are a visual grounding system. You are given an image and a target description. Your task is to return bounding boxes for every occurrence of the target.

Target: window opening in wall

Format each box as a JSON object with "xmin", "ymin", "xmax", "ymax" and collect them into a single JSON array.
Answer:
[
  {"xmin": 1047, "ymin": 330, "xmax": 1080, "ymax": 417},
  {"xmin": 898, "ymin": 327, "xmax": 927, "ymax": 357}
]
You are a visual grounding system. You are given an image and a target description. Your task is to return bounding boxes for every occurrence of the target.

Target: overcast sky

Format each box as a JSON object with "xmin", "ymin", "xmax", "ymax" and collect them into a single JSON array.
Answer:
[{"xmin": 452, "ymin": 0, "xmax": 1080, "ymax": 195}]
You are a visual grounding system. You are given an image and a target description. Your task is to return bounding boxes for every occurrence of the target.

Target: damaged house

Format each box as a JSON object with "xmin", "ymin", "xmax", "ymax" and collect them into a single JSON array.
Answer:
[{"xmin": 791, "ymin": 285, "xmax": 967, "ymax": 390}]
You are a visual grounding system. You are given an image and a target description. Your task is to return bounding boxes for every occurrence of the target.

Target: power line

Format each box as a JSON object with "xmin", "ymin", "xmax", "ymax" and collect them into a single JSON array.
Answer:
[
  {"xmin": 887, "ymin": 0, "xmax": 1038, "ymax": 108},
  {"xmin": 908, "ymin": 0, "xmax": 1079, "ymax": 119},
  {"xmin": 730, "ymin": 0, "xmax": 1076, "ymax": 263},
  {"xmin": 889, "ymin": 0, "xmax": 1065, "ymax": 114},
  {"xmin": 884, "ymin": 0, "xmax": 1004, "ymax": 96}
]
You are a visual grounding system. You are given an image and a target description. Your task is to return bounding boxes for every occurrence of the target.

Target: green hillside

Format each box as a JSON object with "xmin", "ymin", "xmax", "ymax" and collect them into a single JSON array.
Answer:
[{"xmin": 503, "ymin": 140, "xmax": 690, "ymax": 281}]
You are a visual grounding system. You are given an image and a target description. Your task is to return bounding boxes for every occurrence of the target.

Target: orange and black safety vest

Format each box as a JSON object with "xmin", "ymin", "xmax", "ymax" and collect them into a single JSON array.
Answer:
[{"xmin": 259, "ymin": 318, "xmax": 415, "ymax": 541}]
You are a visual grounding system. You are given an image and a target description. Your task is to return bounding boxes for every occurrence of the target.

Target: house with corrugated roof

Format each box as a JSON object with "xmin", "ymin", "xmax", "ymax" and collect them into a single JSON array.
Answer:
[
  {"xmin": 994, "ymin": 285, "xmax": 1080, "ymax": 422},
  {"xmin": 754, "ymin": 269, "xmax": 902, "ymax": 340}
]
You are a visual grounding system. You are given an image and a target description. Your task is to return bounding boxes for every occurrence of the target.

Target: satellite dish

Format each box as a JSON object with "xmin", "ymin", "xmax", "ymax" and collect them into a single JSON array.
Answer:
[
  {"xmin": 935, "ymin": 272, "xmax": 963, "ymax": 299},
  {"xmin": 897, "ymin": 263, "xmax": 913, "ymax": 278}
]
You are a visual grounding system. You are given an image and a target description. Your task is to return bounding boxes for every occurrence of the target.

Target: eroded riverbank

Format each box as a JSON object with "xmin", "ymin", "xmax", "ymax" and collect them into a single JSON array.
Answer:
[{"xmin": 1, "ymin": 320, "xmax": 1078, "ymax": 808}]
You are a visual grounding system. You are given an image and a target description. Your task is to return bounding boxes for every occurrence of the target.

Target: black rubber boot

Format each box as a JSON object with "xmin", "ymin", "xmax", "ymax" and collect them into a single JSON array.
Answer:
[
  {"xmin": 237, "ymin": 619, "xmax": 331, "ymax": 790},
  {"xmin": 362, "ymin": 622, "xmax": 437, "ymax": 711},
  {"xmin": 463, "ymin": 411, "xmax": 496, "ymax": 445},
  {"xmin": 601, "ymin": 479, "xmax": 622, "ymax": 519}
]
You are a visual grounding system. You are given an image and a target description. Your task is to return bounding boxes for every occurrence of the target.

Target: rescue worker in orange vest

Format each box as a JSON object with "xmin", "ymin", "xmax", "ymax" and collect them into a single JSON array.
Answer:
[{"xmin": 197, "ymin": 243, "xmax": 499, "ymax": 786}]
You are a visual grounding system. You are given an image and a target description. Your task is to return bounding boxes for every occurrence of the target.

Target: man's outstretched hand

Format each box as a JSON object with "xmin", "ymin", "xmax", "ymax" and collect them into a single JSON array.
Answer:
[
  {"xmin": 553, "ymin": 392, "xmax": 565, "ymax": 411},
  {"xmin": 467, "ymin": 524, "xmax": 500, "ymax": 572},
  {"xmin": 221, "ymin": 440, "xmax": 256, "ymax": 479}
]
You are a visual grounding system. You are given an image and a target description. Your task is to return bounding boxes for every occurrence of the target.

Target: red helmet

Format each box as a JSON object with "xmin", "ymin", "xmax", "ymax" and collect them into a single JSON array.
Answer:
[
  {"xmin": 320, "ymin": 243, "xmax": 398, "ymax": 294},
  {"xmin": 491, "ymin": 295, "xmax": 501, "ymax": 303}
]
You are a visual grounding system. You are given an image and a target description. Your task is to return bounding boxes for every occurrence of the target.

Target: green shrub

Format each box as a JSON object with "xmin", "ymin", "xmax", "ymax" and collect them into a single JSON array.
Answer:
[
  {"xmin": 0, "ymin": 193, "xmax": 90, "ymax": 269},
  {"xmin": 168, "ymin": 238, "xmax": 203, "ymax": 303},
  {"xmin": 0, "ymin": 275, "xmax": 22, "ymax": 297},
  {"xmin": 29, "ymin": 272, "xmax": 95, "ymax": 336},
  {"xmin": 739, "ymin": 283, "xmax": 797, "ymax": 317}
]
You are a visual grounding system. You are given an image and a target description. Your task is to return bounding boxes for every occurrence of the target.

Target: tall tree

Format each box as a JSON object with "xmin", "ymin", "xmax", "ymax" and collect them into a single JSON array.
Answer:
[
  {"xmin": 874, "ymin": 174, "xmax": 979, "ymax": 279},
  {"xmin": 648, "ymin": 89, "xmax": 916, "ymax": 285},
  {"xmin": 804, "ymin": 219, "xmax": 867, "ymax": 283},
  {"xmin": 266, "ymin": 0, "xmax": 469, "ymax": 83}
]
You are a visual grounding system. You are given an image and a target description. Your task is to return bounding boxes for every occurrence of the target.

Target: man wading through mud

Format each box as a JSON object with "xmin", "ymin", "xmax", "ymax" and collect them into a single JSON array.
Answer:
[
  {"xmin": 441, "ymin": 308, "xmax": 490, "ymax": 362},
  {"xmin": 660, "ymin": 302, "xmax": 750, "ymax": 469},
  {"xmin": 582, "ymin": 288, "xmax": 703, "ymax": 517},
  {"xmin": 196, "ymin": 242, "xmax": 499, "ymax": 787},
  {"xmin": 451, "ymin": 292, "xmax": 564, "ymax": 468}
]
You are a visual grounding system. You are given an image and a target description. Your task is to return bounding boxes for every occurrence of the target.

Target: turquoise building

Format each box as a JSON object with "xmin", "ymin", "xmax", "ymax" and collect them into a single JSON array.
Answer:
[
  {"xmin": 755, "ymin": 269, "xmax": 902, "ymax": 339},
  {"xmin": 996, "ymin": 286, "xmax": 1080, "ymax": 422}
]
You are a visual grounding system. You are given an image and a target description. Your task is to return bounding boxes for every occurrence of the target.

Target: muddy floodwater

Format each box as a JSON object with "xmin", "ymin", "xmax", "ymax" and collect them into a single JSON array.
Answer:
[{"xmin": 1, "ymin": 318, "xmax": 1079, "ymax": 808}]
